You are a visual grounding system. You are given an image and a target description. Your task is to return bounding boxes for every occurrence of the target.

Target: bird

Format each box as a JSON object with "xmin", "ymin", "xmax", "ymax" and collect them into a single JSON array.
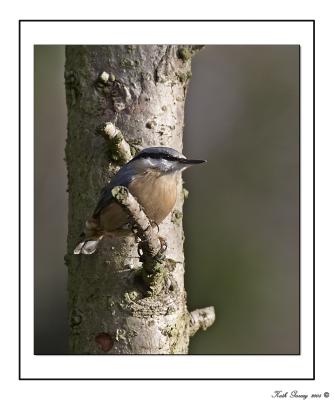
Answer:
[{"xmin": 74, "ymin": 146, "xmax": 206, "ymax": 255}]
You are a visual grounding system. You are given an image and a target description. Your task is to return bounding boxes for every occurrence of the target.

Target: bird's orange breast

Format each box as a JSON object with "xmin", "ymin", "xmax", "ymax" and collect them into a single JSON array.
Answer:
[
  {"xmin": 98, "ymin": 170, "xmax": 177, "ymax": 233},
  {"xmin": 129, "ymin": 170, "xmax": 177, "ymax": 224}
]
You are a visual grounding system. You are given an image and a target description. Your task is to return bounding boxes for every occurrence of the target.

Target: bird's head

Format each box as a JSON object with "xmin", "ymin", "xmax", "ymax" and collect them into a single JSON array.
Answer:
[{"xmin": 129, "ymin": 147, "xmax": 206, "ymax": 174}]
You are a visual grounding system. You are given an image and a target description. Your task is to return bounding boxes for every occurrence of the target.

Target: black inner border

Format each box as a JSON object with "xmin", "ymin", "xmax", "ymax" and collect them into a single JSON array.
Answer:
[{"xmin": 19, "ymin": 19, "xmax": 315, "ymax": 381}]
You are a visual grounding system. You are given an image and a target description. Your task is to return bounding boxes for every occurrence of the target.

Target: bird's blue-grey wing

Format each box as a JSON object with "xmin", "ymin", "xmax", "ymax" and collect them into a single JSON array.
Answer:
[{"xmin": 92, "ymin": 164, "xmax": 135, "ymax": 218}]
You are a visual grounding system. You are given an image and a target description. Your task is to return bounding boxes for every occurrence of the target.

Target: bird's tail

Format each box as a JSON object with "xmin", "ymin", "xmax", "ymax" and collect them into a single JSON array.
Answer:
[
  {"xmin": 73, "ymin": 235, "xmax": 103, "ymax": 255},
  {"xmin": 73, "ymin": 217, "xmax": 103, "ymax": 255}
]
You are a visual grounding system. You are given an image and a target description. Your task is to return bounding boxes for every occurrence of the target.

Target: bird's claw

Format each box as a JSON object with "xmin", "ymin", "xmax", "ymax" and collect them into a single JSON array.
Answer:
[
  {"xmin": 158, "ymin": 236, "xmax": 167, "ymax": 253},
  {"xmin": 137, "ymin": 236, "xmax": 167, "ymax": 263},
  {"xmin": 150, "ymin": 220, "xmax": 159, "ymax": 234}
]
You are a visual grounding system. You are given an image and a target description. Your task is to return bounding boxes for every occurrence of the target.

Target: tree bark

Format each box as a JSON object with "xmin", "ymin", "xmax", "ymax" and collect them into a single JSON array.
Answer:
[{"xmin": 65, "ymin": 45, "xmax": 214, "ymax": 354}]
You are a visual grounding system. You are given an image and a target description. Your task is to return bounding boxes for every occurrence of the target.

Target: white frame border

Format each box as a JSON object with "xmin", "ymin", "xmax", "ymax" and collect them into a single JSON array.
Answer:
[{"xmin": 20, "ymin": 20, "xmax": 314, "ymax": 380}]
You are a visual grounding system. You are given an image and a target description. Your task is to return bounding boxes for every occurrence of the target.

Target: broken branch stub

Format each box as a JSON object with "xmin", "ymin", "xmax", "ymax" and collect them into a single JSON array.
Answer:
[
  {"xmin": 99, "ymin": 122, "xmax": 132, "ymax": 164},
  {"xmin": 189, "ymin": 306, "xmax": 216, "ymax": 337},
  {"xmin": 111, "ymin": 186, "xmax": 166, "ymax": 274}
]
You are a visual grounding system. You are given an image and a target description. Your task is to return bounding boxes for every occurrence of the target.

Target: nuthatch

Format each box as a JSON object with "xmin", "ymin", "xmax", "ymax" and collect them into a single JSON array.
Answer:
[{"xmin": 74, "ymin": 147, "xmax": 206, "ymax": 255}]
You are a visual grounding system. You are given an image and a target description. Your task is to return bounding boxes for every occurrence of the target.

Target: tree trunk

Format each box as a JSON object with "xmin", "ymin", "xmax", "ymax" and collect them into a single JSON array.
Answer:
[{"xmin": 65, "ymin": 45, "xmax": 214, "ymax": 354}]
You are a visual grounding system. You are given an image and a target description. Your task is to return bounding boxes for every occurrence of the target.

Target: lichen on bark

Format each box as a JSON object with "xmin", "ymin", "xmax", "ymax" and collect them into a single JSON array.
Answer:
[{"xmin": 65, "ymin": 45, "xmax": 214, "ymax": 354}]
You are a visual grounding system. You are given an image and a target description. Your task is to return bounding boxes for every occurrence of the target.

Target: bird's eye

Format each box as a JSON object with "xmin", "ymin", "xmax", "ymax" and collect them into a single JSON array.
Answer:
[{"xmin": 162, "ymin": 154, "xmax": 178, "ymax": 161}]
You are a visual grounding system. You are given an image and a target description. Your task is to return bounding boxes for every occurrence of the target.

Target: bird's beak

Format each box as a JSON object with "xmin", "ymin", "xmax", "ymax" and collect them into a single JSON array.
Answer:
[{"xmin": 179, "ymin": 158, "xmax": 207, "ymax": 165}]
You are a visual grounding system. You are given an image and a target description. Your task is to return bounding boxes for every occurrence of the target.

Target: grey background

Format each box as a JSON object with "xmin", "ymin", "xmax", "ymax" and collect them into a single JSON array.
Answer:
[{"xmin": 34, "ymin": 45, "xmax": 299, "ymax": 354}]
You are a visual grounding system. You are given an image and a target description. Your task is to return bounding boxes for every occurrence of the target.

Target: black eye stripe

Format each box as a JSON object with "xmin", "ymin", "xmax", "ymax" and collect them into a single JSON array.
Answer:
[{"xmin": 132, "ymin": 153, "xmax": 180, "ymax": 162}]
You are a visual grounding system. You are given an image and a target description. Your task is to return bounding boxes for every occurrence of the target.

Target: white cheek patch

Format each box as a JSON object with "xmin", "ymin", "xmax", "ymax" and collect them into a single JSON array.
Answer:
[
  {"xmin": 145, "ymin": 157, "xmax": 173, "ymax": 172},
  {"xmin": 161, "ymin": 159, "xmax": 173, "ymax": 170},
  {"xmin": 145, "ymin": 158, "xmax": 155, "ymax": 167}
]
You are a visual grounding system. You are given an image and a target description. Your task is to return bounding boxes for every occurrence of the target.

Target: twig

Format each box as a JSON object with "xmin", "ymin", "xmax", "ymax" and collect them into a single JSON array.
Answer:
[
  {"xmin": 189, "ymin": 306, "xmax": 216, "ymax": 337},
  {"xmin": 111, "ymin": 186, "xmax": 165, "ymax": 274},
  {"xmin": 101, "ymin": 122, "xmax": 132, "ymax": 164}
]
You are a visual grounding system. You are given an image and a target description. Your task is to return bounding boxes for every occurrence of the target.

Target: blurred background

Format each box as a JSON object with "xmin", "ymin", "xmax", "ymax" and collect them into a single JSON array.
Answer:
[{"xmin": 34, "ymin": 45, "xmax": 299, "ymax": 355}]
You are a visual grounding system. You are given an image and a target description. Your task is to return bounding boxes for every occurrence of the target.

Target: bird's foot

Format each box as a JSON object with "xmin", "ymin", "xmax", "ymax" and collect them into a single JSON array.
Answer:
[
  {"xmin": 149, "ymin": 219, "xmax": 159, "ymax": 234},
  {"xmin": 137, "ymin": 235, "xmax": 167, "ymax": 263}
]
